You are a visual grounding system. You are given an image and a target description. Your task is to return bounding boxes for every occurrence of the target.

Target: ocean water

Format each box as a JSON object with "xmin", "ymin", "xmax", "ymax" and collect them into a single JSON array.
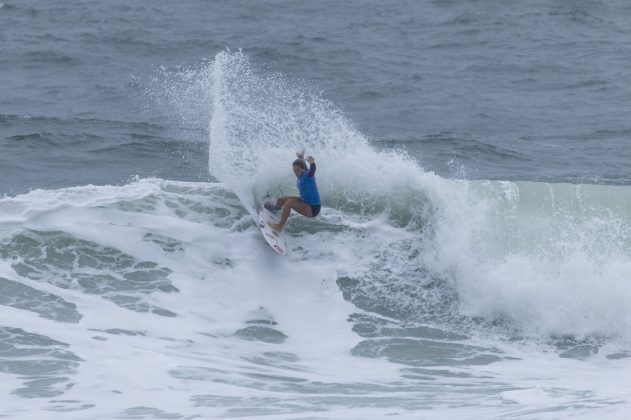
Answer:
[{"xmin": 2, "ymin": 1, "xmax": 631, "ymax": 419}]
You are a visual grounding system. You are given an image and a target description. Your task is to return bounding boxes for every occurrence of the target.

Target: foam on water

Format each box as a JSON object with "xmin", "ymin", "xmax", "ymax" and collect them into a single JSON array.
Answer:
[
  {"xmin": 1, "ymin": 177, "xmax": 630, "ymax": 419},
  {"xmin": 0, "ymin": 180, "xmax": 379, "ymax": 415},
  {"xmin": 2, "ymin": 51, "xmax": 631, "ymax": 418}
]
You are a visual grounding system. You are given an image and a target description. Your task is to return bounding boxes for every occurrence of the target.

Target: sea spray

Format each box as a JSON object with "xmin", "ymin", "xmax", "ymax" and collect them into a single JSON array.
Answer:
[
  {"xmin": 209, "ymin": 51, "xmax": 407, "ymax": 210},
  {"xmin": 153, "ymin": 50, "xmax": 631, "ymax": 346}
]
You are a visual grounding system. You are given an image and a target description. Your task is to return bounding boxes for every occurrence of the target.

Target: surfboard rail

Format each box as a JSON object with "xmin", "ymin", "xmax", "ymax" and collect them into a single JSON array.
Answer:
[{"xmin": 257, "ymin": 204, "xmax": 286, "ymax": 255}]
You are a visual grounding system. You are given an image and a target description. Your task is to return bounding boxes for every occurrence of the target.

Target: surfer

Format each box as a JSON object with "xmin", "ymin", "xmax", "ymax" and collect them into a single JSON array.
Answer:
[{"xmin": 267, "ymin": 150, "xmax": 321, "ymax": 232}]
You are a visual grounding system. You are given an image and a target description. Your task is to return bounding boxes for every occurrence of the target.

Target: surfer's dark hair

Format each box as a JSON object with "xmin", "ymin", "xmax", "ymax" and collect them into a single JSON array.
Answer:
[{"xmin": 292, "ymin": 159, "xmax": 307, "ymax": 170}]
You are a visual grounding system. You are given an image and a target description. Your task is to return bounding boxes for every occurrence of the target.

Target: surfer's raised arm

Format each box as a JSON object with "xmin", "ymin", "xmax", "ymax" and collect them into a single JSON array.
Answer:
[{"xmin": 306, "ymin": 155, "xmax": 316, "ymax": 177}]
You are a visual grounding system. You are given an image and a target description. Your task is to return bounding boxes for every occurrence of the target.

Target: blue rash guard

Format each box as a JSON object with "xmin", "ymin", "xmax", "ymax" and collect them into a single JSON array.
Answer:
[{"xmin": 297, "ymin": 163, "xmax": 321, "ymax": 206}]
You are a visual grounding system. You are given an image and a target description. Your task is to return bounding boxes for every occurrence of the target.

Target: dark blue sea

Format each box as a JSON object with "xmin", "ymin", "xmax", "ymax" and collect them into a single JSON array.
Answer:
[{"xmin": 2, "ymin": 1, "xmax": 631, "ymax": 419}]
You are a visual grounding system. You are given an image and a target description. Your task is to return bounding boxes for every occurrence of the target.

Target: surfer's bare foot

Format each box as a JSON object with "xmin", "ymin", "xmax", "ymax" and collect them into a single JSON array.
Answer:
[{"xmin": 268, "ymin": 222, "xmax": 283, "ymax": 232}]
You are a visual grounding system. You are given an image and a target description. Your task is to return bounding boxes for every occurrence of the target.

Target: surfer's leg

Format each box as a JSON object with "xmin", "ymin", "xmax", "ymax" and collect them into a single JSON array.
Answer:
[
  {"xmin": 275, "ymin": 196, "xmax": 300, "ymax": 209},
  {"xmin": 268, "ymin": 198, "xmax": 312, "ymax": 232},
  {"xmin": 289, "ymin": 199, "xmax": 313, "ymax": 218}
]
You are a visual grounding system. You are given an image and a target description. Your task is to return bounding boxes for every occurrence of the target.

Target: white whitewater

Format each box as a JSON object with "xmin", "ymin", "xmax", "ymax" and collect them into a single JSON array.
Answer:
[{"xmin": 1, "ymin": 51, "xmax": 631, "ymax": 419}]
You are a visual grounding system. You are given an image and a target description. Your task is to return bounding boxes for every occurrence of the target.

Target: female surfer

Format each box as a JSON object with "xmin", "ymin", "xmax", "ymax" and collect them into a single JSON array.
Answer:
[{"xmin": 267, "ymin": 150, "xmax": 321, "ymax": 232}]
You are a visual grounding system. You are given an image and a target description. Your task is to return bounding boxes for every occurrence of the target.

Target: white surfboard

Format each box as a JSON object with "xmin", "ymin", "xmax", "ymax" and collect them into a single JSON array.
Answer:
[{"xmin": 257, "ymin": 203, "xmax": 286, "ymax": 255}]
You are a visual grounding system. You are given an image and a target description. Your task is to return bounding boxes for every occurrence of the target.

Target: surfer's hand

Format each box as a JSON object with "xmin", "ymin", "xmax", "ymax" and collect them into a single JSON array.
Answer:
[
  {"xmin": 306, "ymin": 155, "xmax": 315, "ymax": 164},
  {"xmin": 296, "ymin": 148, "xmax": 305, "ymax": 159}
]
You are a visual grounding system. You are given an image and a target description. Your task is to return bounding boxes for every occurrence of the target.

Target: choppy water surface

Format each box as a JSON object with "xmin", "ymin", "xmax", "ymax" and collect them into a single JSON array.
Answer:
[{"xmin": 2, "ymin": 1, "xmax": 631, "ymax": 419}]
